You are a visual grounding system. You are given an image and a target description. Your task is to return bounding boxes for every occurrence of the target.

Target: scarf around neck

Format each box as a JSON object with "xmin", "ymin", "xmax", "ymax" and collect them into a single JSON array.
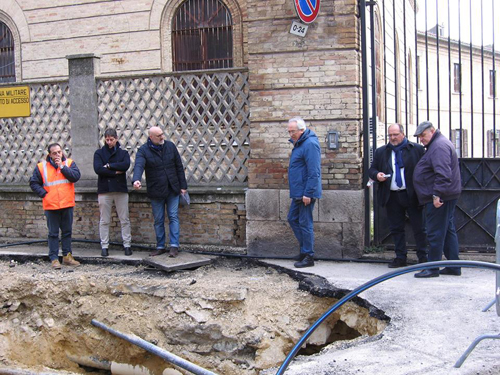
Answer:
[
  {"xmin": 387, "ymin": 137, "xmax": 408, "ymax": 188},
  {"xmin": 147, "ymin": 138, "xmax": 163, "ymax": 152}
]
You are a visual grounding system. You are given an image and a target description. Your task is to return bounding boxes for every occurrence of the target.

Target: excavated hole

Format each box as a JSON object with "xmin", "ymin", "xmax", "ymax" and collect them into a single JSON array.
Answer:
[{"xmin": 0, "ymin": 257, "xmax": 389, "ymax": 375}]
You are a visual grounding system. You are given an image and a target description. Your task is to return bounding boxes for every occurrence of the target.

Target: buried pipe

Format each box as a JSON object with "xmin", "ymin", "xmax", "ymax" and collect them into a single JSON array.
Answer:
[
  {"xmin": 0, "ymin": 369, "xmax": 61, "ymax": 375},
  {"xmin": 0, "ymin": 240, "xmax": 47, "ymax": 248},
  {"xmin": 91, "ymin": 319, "xmax": 218, "ymax": 375},
  {"xmin": 66, "ymin": 354, "xmax": 111, "ymax": 370},
  {"xmin": 67, "ymin": 354, "xmax": 154, "ymax": 375},
  {"xmin": 276, "ymin": 260, "xmax": 500, "ymax": 375}
]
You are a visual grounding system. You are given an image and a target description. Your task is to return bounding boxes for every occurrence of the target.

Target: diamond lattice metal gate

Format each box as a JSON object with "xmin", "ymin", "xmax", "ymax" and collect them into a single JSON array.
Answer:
[
  {"xmin": 456, "ymin": 159, "xmax": 500, "ymax": 252},
  {"xmin": 362, "ymin": 0, "xmax": 500, "ymax": 252},
  {"xmin": 374, "ymin": 159, "xmax": 500, "ymax": 253},
  {"xmin": 96, "ymin": 69, "xmax": 250, "ymax": 187},
  {"xmin": 0, "ymin": 82, "xmax": 71, "ymax": 185}
]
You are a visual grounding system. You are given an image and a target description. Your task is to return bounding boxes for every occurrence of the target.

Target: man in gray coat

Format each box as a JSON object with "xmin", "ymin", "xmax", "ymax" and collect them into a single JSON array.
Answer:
[{"xmin": 413, "ymin": 121, "xmax": 462, "ymax": 278}]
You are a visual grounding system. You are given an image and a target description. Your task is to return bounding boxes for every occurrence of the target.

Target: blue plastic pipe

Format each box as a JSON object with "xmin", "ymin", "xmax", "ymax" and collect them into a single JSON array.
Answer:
[{"xmin": 276, "ymin": 260, "xmax": 500, "ymax": 375}]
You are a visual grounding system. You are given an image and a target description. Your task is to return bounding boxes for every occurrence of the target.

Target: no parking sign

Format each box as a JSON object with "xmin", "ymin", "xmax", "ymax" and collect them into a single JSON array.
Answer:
[{"xmin": 294, "ymin": 0, "xmax": 321, "ymax": 24}]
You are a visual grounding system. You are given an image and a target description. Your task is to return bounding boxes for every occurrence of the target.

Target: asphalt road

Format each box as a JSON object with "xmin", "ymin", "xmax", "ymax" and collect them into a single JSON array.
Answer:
[{"xmin": 262, "ymin": 259, "xmax": 500, "ymax": 375}]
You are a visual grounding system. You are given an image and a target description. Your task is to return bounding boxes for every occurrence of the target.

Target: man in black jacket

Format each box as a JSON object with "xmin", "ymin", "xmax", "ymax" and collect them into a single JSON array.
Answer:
[
  {"xmin": 93, "ymin": 128, "xmax": 132, "ymax": 257},
  {"xmin": 132, "ymin": 126, "xmax": 188, "ymax": 258},
  {"xmin": 413, "ymin": 121, "xmax": 462, "ymax": 278},
  {"xmin": 368, "ymin": 123, "xmax": 427, "ymax": 267}
]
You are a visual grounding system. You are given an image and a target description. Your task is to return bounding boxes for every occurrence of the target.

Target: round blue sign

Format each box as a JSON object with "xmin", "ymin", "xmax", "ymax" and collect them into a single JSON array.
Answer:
[{"xmin": 294, "ymin": 0, "xmax": 321, "ymax": 24}]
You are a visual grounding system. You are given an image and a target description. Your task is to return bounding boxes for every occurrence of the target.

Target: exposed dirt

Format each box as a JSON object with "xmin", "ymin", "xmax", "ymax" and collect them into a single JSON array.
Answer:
[{"xmin": 0, "ymin": 258, "xmax": 387, "ymax": 375}]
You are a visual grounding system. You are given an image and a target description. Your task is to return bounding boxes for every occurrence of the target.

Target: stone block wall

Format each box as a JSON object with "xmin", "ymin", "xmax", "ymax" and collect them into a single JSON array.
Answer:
[
  {"xmin": 246, "ymin": 189, "xmax": 363, "ymax": 259},
  {"xmin": 0, "ymin": 190, "xmax": 246, "ymax": 248}
]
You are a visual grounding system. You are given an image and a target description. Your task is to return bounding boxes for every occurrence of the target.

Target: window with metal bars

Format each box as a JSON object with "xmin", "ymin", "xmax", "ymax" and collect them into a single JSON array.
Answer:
[
  {"xmin": 0, "ymin": 21, "xmax": 15, "ymax": 83},
  {"xmin": 172, "ymin": 0, "xmax": 233, "ymax": 72}
]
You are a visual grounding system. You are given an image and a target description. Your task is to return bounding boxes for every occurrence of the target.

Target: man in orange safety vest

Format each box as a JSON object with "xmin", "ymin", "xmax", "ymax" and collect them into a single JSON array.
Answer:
[{"xmin": 30, "ymin": 143, "xmax": 81, "ymax": 269}]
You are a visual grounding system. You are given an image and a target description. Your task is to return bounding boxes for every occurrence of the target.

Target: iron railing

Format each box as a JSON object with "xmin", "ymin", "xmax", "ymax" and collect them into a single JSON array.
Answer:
[{"xmin": 363, "ymin": 0, "xmax": 500, "ymax": 251}]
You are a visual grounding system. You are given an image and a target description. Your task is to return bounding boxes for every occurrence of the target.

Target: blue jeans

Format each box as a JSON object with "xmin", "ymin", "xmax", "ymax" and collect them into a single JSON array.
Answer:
[
  {"xmin": 287, "ymin": 198, "xmax": 316, "ymax": 256},
  {"xmin": 45, "ymin": 207, "xmax": 73, "ymax": 261},
  {"xmin": 151, "ymin": 192, "xmax": 180, "ymax": 249},
  {"xmin": 425, "ymin": 199, "xmax": 460, "ymax": 272}
]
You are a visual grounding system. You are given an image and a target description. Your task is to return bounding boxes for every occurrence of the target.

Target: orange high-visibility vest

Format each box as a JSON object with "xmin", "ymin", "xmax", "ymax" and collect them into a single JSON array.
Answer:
[{"xmin": 37, "ymin": 159, "xmax": 76, "ymax": 210}]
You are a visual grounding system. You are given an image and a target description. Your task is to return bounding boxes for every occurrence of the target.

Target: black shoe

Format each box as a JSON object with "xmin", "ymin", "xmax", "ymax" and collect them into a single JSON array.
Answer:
[
  {"xmin": 124, "ymin": 247, "xmax": 132, "ymax": 256},
  {"xmin": 388, "ymin": 258, "xmax": 407, "ymax": 268},
  {"xmin": 414, "ymin": 269, "xmax": 439, "ymax": 278},
  {"xmin": 439, "ymin": 267, "xmax": 461, "ymax": 276},
  {"xmin": 292, "ymin": 253, "xmax": 306, "ymax": 261},
  {"xmin": 294, "ymin": 255, "xmax": 314, "ymax": 268},
  {"xmin": 101, "ymin": 248, "xmax": 108, "ymax": 257}
]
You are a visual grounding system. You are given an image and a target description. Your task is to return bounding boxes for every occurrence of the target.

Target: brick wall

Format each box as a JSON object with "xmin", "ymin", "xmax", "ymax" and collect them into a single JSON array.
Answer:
[
  {"xmin": 246, "ymin": 0, "xmax": 363, "ymax": 191},
  {"xmin": 245, "ymin": 0, "xmax": 365, "ymax": 257},
  {"xmin": 0, "ymin": 190, "xmax": 246, "ymax": 248}
]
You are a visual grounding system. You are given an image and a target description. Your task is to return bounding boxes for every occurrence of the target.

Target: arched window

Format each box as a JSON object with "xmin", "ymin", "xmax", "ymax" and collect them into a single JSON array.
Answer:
[
  {"xmin": 0, "ymin": 21, "xmax": 15, "ymax": 82},
  {"xmin": 172, "ymin": 0, "xmax": 233, "ymax": 71}
]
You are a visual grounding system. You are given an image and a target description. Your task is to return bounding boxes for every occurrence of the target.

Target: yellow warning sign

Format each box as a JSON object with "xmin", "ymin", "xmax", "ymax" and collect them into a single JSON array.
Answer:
[{"xmin": 0, "ymin": 86, "xmax": 31, "ymax": 118}]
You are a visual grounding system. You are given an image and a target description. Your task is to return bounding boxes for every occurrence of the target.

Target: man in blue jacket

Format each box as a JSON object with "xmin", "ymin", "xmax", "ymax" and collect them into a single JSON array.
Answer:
[
  {"xmin": 93, "ymin": 128, "xmax": 132, "ymax": 257},
  {"xmin": 132, "ymin": 127, "xmax": 188, "ymax": 258},
  {"xmin": 413, "ymin": 121, "xmax": 462, "ymax": 278},
  {"xmin": 287, "ymin": 117, "xmax": 322, "ymax": 268}
]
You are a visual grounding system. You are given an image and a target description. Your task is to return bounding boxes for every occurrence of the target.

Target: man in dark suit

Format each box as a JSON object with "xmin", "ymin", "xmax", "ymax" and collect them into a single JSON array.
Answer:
[{"xmin": 368, "ymin": 123, "xmax": 427, "ymax": 267}]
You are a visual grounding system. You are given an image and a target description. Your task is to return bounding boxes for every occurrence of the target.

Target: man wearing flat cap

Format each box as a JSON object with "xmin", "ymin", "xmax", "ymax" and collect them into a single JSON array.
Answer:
[{"xmin": 413, "ymin": 121, "xmax": 462, "ymax": 278}]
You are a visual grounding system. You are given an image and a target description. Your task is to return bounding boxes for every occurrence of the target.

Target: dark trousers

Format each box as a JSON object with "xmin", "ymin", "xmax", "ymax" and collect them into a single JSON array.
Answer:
[
  {"xmin": 45, "ymin": 207, "xmax": 74, "ymax": 261},
  {"xmin": 385, "ymin": 190, "xmax": 427, "ymax": 260},
  {"xmin": 287, "ymin": 198, "xmax": 316, "ymax": 256},
  {"xmin": 425, "ymin": 199, "xmax": 460, "ymax": 271}
]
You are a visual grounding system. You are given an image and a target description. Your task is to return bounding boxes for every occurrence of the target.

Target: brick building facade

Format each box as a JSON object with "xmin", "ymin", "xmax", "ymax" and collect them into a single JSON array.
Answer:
[{"xmin": 0, "ymin": 0, "xmax": 413, "ymax": 257}]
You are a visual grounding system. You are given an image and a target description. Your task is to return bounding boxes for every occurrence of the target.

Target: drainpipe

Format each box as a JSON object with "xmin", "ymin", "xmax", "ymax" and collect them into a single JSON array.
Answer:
[
  {"xmin": 360, "ymin": 0, "xmax": 371, "ymax": 248},
  {"xmin": 91, "ymin": 319, "xmax": 218, "ymax": 375}
]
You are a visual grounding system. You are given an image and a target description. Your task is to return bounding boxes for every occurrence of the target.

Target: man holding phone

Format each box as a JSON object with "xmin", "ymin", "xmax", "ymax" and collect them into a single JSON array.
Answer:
[
  {"xmin": 30, "ymin": 143, "xmax": 81, "ymax": 269},
  {"xmin": 369, "ymin": 123, "xmax": 427, "ymax": 268},
  {"xmin": 413, "ymin": 121, "xmax": 462, "ymax": 278}
]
